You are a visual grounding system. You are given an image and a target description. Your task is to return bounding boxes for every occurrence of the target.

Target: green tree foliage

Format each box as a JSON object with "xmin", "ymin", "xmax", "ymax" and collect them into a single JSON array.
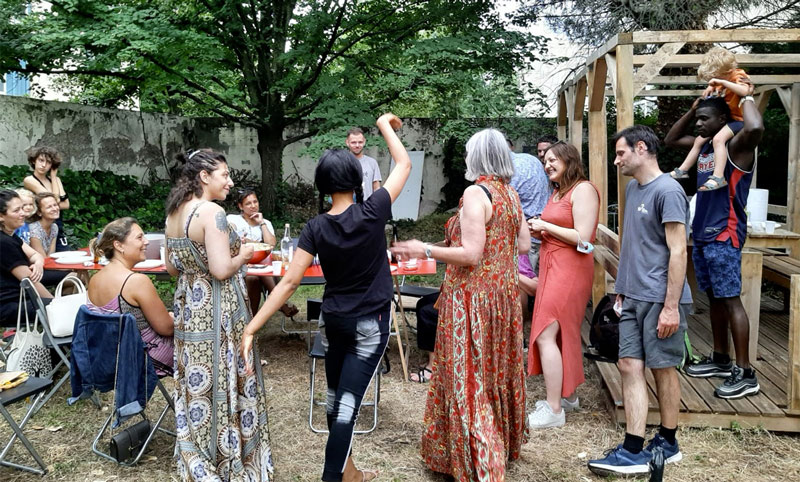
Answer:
[{"xmin": 1, "ymin": 0, "xmax": 548, "ymax": 213}]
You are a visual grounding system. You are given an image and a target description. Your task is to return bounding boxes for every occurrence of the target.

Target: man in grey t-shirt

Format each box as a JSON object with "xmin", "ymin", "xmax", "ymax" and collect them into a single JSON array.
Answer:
[
  {"xmin": 346, "ymin": 127, "xmax": 382, "ymax": 200},
  {"xmin": 588, "ymin": 126, "xmax": 690, "ymax": 477}
]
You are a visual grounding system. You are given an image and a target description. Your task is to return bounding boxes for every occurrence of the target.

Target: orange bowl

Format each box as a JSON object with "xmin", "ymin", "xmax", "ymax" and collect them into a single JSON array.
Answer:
[{"xmin": 247, "ymin": 243, "xmax": 272, "ymax": 264}]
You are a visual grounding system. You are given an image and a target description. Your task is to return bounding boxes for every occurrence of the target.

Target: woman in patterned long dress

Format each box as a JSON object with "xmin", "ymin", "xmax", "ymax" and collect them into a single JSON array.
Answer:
[
  {"xmin": 526, "ymin": 142, "xmax": 599, "ymax": 429},
  {"xmin": 392, "ymin": 129, "xmax": 530, "ymax": 481},
  {"xmin": 165, "ymin": 149, "xmax": 273, "ymax": 482}
]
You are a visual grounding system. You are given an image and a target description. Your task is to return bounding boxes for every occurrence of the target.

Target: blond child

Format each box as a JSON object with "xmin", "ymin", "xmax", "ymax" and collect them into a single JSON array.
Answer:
[{"xmin": 671, "ymin": 47, "xmax": 754, "ymax": 190}]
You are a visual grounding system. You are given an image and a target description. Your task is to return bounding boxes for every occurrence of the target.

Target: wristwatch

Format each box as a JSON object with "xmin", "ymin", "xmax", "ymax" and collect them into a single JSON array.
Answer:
[
  {"xmin": 424, "ymin": 244, "xmax": 433, "ymax": 259},
  {"xmin": 739, "ymin": 95, "xmax": 754, "ymax": 107}
]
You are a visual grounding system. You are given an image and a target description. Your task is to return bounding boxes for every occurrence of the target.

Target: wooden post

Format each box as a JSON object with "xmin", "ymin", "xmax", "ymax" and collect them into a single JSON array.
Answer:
[
  {"xmin": 588, "ymin": 58, "xmax": 609, "ymax": 225},
  {"xmin": 557, "ymin": 92, "xmax": 568, "ymax": 140},
  {"xmin": 593, "ymin": 259, "xmax": 606, "ymax": 308},
  {"xmin": 739, "ymin": 250, "xmax": 763, "ymax": 361},
  {"xmin": 788, "ymin": 274, "xmax": 800, "ymax": 413},
  {"xmin": 571, "ymin": 76, "xmax": 587, "ymax": 156},
  {"xmin": 616, "ymin": 44, "xmax": 634, "ymax": 236},
  {"xmin": 788, "ymin": 83, "xmax": 800, "ymax": 232}
]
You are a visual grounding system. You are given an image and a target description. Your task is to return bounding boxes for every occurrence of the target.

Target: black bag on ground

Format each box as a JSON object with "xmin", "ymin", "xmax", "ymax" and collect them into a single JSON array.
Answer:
[
  {"xmin": 584, "ymin": 294, "xmax": 620, "ymax": 363},
  {"xmin": 110, "ymin": 419, "xmax": 151, "ymax": 463}
]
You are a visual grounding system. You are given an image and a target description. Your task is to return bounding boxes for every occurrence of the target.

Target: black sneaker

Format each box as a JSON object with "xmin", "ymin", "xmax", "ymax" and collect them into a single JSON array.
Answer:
[
  {"xmin": 715, "ymin": 366, "xmax": 759, "ymax": 399},
  {"xmin": 684, "ymin": 355, "xmax": 733, "ymax": 378}
]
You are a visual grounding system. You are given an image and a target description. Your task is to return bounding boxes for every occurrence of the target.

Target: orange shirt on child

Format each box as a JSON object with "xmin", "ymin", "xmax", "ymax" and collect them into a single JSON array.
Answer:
[{"xmin": 714, "ymin": 68, "xmax": 751, "ymax": 121}]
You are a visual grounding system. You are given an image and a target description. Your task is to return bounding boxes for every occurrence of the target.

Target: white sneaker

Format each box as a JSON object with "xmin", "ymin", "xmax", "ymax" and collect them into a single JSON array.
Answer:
[
  {"xmin": 561, "ymin": 397, "xmax": 580, "ymax": 412},
  {"xmin": 527, "ymin": 400, "xmax": 565, "ymax": 429}
]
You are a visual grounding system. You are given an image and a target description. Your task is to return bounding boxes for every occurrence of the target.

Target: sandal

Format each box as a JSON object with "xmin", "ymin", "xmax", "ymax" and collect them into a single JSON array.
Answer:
[
  {"xmin": 698, "ymin": 175, "xmax": 728, "ymax": 191},
  {"xmin": 410, "ymin": 366, "xmax": 433, "ymax": 383},
  {"xmin": 670, "ymin": 167, "xmax": 689, "ymax": 179},
  {"xmin": 360, "ymin": 469, "xmax": 379, "ymax": 481},
  {"xmin": 279, "ymin": 303, "xmax": 299, "ymax": 319}
]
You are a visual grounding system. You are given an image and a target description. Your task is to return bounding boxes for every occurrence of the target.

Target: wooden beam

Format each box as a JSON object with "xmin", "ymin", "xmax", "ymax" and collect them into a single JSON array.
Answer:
[
  {"xmin": 571, "ymin": 77, "xmax": 587, "ymax": 156},
  {"xmin": 769, "ymin": 203, "xmax": 788, "ymax": 217},
  {"xmin": 596, "ymin": 224, "xmax": 620, "ymax": 256},
  {"xmin": 789, "ymin": 83, "xmax": 800, "ymax": 232},
  {"xmin": 633, "ymin": 42, "xmax": 685, "ymax": 96},
  {"xmin": 557, "ymin": 91, "xmax": 568, "ymax": 140},
  {"xmin": 566, "ymin": 85, "xmax": 575, "ymax": 144},
  {"xmin": 740, "ymin": 250, "xmax": 763, "ymax": 360},
  {"xmin": 647, "ymin": 75, "xmax": 800, "ymax": 86},
  {"xmin": 633, "ymin": 54, "xmax": 800, "ymax": 68},
  {"xmin": 757, "ymin": 90, "xmax": 774, "ymax": 114},
  {"xmin": 630, "ymin": 29, "xmax": 800, "ymax": 44},
  {"xmin": 588, "ymin": 57, "xmax": 608, "ymax": 112},
  {"xmin": 789, "ymin": 274, "xmax": 800, "ymax": 413},
  {"xmin": 589, "ymin": 104, "xmax": 608, "ymax": 223},
  {"xmin": 633, "ymin": 89, "xmax": 706, "ymax": 98},
  {"xmin": 778, "ymin": 86, "xmax": 793, "ymax": 115},
  {"xmin": 605, "ymin": 53, "xmax": 618, "ymax": 98},
  {"xmin": 616, "ymin": 44, "xmax": 634, "ymax": 237}
]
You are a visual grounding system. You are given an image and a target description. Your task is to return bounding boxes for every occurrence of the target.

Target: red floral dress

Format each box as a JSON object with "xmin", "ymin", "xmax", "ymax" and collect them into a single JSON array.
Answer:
[{"xmin": 421, "ymin": 176, "xmax": 528, "ymax": 481}]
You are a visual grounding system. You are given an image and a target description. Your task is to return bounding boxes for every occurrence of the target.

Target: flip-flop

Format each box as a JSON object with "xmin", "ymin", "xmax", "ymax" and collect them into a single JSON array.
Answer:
[
  {"xmin": 360, "ymin": 469, "xmax": 379, "ymax": 481},
  {"xmin": 698, "ymin": 175, "xmax": 728, "ymax": 191},
  {"xmin": 410, "ymin": 366, "xmax": 433, "ymax": 383}
]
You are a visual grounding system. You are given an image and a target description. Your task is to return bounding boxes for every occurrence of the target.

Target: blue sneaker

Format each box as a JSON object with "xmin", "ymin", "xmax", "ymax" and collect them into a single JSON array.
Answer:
[
  {"xmin": 645, "ymin": 434, "xmax": 683, "ymax": 464},
  {"xmin": 587, "ymin": 445, "xmax": 652, "ymax": 476}
]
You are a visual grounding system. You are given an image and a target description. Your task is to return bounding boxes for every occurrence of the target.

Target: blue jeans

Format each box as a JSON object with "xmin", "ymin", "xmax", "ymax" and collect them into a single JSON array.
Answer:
[{"xmin": 319, "ymin": 303, "xmax": 390, "ymax": 482}]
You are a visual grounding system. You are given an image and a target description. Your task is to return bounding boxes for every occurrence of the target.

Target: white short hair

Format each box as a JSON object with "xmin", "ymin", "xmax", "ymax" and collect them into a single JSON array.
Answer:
[{"xmin": 464, "ymin": 128, "xmax": 514, "ymax": 182}]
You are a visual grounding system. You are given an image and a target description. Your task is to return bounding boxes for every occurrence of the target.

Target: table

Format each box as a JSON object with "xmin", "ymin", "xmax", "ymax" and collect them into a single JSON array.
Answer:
[{"xmin": 744, "ymin": 227, "xmax": 800, "ymax": 260}]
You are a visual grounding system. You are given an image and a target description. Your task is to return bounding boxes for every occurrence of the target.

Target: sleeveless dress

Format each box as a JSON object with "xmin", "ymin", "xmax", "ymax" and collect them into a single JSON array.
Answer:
[
  {"xmin": 527, "ymin": 181, "xmax": 599, "ymax": 398},
  {"xmin": 421, "ymin": 176, "xmax": 528, "ymax": 482},
  {"xmin": 167, "ymin": 202, "xmax": 274, "ymax": 482},
  {"xmin": 87, "ymin": 272, "xmax": 175, "ymax": 376}
]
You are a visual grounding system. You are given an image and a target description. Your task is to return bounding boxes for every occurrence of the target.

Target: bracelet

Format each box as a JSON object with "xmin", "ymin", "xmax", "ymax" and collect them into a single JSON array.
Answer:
[
  {"xmin": 59, "ymin": 193, "xmax": 69, "ymax": 202},
  {"xmin": 738, "ymin": 95, "xmax": 754, "ymax": 108}
]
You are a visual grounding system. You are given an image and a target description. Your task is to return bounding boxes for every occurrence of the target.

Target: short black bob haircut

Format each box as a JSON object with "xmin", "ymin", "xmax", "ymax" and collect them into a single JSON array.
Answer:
[{"xmin": 315, "ymin": 149, "xmax": 364, "ymax": 213}]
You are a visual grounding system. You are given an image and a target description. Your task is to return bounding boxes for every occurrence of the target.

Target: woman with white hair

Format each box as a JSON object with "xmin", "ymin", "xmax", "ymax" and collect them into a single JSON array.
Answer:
[{"xmin": 392, "ymin": 128, "xmax": 530, "ymax": 481}]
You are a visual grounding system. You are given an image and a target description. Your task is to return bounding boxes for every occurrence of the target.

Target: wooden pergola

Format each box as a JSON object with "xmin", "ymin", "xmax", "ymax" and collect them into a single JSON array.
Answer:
[
  {"xmin": 558, "ymin": 29, "xmax": 800, "ymax": 432},
  {"xmin": 556, "ymin": 28, "xmax": 800, "ymax": 232}
]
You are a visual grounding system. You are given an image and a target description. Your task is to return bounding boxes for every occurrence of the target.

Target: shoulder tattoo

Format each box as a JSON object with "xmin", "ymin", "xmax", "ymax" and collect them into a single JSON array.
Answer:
[{"xmin": 214, "ymin": 211, "xmax": 228, "ymax": 232}]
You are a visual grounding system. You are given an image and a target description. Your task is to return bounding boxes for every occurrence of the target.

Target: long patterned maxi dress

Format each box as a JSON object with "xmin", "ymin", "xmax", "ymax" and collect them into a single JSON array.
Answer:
[
  {"xmin": 167, "ymin": 202, "xmax": 274, "ymax": 482},
  {"xmin": 421, "ymin": 175, "xmax": 528, "ymax": 481}
]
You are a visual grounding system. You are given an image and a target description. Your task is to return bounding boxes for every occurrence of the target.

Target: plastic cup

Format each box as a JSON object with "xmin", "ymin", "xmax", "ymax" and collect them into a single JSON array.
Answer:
[
  {"xmin": 271, "ymin": 260, "xmax": 282, "ymax": 274},
  {"xmin": 752, "ymin": 221, "xmax": 766, "ymax": 233},
  {"xmin": 765, "ymin": 220, "xmax": 777, "ymax": 234}
]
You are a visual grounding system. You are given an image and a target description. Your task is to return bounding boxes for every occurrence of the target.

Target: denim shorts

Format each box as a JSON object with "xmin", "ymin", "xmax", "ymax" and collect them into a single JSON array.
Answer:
[
  {"xmin": 692, "ymin": 239, "xmax": 741, "ymax": 298},
  {"xmin": 618, "ymin": 298, "xmax": 689, "ymax": 369}
]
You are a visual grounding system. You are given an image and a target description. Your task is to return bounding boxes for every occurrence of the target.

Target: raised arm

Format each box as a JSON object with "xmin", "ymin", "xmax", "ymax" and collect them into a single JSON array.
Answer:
[
  {"xmin": 727, "ymin": 98, "xmax": 764, "ymax": 171},
  {"xmin": 377, "ymin": 113, "xmax": 411, "ymax": 203},
  {"xmin": 665, "ymin": 99, "xmax": 702, "ymax": 151}
]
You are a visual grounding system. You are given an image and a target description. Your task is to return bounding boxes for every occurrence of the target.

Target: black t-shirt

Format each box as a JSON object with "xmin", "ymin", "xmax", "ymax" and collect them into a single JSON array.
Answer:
[
  {"xmin": 0, "ymin": 231, "xmax": 30, "ymax": 304},
  {"xmin": 298, "ymin": 188, "xmax": 393, "ymax": 317}
]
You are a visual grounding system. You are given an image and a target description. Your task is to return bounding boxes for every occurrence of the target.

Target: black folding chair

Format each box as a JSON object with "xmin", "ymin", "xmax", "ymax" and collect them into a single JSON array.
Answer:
[{"xmin": 0, "ymin": 377, "xmax": 52, "ymax": 475}]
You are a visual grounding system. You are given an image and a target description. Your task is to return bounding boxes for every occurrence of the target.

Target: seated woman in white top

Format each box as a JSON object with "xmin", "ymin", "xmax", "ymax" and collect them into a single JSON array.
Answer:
[
  {"xmin": 227, "ymin": 189, "xmax": 298, "ymax": 318},
  {"xmin": 29, "ymin": 192, "xmax": 71, "ymax": 286}
]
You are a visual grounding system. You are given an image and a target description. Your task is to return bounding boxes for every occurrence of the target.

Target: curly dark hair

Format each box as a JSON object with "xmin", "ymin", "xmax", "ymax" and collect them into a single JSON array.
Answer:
[
  {"xmin": 165, "ymin": 149, "xmax": 228, "ymax": 215},
  {"xmin": 26, "ymin": 146, "xmax": 62, "ymax": 170}
]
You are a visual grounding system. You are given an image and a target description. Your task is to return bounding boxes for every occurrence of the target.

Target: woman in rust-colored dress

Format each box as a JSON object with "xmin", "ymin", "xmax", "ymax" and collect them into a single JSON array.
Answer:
[
  {"xmin": 392, "ymin": 128, "xmax": 530, "ymax": 481},
  {"xmin": 526, "ymin": 142, "xmax": 599, "ymax": 429}
]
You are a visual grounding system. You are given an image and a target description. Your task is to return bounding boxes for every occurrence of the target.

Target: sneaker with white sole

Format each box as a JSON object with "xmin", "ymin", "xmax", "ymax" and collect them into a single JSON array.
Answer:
[
  {"xmin": 587, "ymin": 445, "xmax": 652, "ymax": 477},
  {"xmin": 561, "ymin": 397, "xmax": 580, "ymax": 412},
  {"xmin": 684, "ymin": 355, "xmax": 733, "ymax": 378},
  {"xmin": 528, "ymin": 400, "xmax": 565, "ymax": 429},
  {"xmin": 714, "ymin": 365, "xmax": 759, "ymax": 399},
  {"xmin": 645, "ymin": 434, "xmax": 682, "ymax": 464}
]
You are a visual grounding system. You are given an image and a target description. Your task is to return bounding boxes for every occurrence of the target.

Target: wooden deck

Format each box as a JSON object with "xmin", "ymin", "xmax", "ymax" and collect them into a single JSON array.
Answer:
[{"xmin": 582, "ymin": 292, "xmax": 800, "ymax": 433}]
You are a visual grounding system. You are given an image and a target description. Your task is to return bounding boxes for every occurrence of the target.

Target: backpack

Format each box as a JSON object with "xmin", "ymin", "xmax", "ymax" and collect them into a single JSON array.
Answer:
[{"xmin": 584, "ymin": 294, "xmax": 620, "ymax": 363}]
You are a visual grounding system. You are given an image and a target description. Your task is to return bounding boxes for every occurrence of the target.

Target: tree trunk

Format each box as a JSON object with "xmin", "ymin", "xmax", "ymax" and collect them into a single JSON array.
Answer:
[{"xmin": 256, "ymin": 125, "xmax": 284, "ymax": 214}]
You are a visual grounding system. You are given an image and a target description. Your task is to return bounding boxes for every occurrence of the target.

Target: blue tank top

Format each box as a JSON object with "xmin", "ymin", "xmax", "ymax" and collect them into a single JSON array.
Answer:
[{"xmin": 691, "ymin": 141, "xmax": 754, "ymax": 248}]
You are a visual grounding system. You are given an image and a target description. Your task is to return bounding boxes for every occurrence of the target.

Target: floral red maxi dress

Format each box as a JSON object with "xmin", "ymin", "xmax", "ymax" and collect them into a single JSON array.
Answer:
[{"xmin": 421, "ymin": 175, "xmax": 528, "ymax": 482}]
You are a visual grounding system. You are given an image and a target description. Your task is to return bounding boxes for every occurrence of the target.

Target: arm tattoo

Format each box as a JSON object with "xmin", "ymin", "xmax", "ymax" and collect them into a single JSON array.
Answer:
[{"xmin": 214, "ymin": 211, "xmax": 229, "ymax": 233}]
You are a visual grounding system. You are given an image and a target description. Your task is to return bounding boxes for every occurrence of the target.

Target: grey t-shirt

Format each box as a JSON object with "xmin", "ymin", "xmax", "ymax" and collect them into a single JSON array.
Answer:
[
  {"xmin": 615, "ymin": 174, "xmax": 693, "ymax": 304},
  {"xmin": 358, "ymin": 155, "xmax": 382, "ymax": 200}
]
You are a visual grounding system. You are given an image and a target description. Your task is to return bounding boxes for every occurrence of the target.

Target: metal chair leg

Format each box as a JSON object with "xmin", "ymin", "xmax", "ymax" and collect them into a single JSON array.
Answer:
[{"xmin": 0, "ymin": 392, "xmax": 48, "ymax": 475}]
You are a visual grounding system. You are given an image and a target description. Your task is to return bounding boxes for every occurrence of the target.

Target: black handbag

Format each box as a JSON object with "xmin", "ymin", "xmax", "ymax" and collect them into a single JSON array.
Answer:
[{"xmin": 110, "ymin": 419, "xmax": 151, "ymax": 463}]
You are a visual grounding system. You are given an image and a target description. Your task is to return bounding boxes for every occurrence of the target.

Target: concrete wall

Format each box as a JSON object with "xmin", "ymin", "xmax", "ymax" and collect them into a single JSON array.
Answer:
[{"xmin": 0, "ymin": 95, "xmax": 552, "ymax": 216}]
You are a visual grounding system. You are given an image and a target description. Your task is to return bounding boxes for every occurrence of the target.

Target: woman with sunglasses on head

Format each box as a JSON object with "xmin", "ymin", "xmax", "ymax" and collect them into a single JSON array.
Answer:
[
  {"xmin": 526, "ymin": 141, "xmax": 599, "ymax": 429},
  {"xmin": 242, "ymin": 113, "xmax": 410, "ymax": 482},
  {"xmin": 164, "ymin": 149, "xmax": 273, "ymax": 481},
  {"xmin": 227, "ymin": 188, "xmax": 299, "ymax": 319}
]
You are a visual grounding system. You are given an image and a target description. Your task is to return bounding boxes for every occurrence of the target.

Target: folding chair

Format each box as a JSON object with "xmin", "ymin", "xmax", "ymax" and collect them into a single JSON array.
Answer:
[
  {"xmin": 0, "ymin": 377, "xmax": 52, "ymax": 475},
  {"xmin": 308, "ymin": 332, "xmax": 380, "ymax": 434},
  {"xmin": 19, "ymin": 278, "xmax": 83, "ymax": 413},
  {"xmin": 69, "ymin": 306, "xmax": 174, "ymax": 466}
]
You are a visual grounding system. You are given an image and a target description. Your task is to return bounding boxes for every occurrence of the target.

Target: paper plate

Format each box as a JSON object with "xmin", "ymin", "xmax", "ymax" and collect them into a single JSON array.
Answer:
[
  {"xmin": 54, "ymin": 255, "xmax": 92, "ymax": 265},
  {"xmin": 134, "ymin": 259, "xmax": 165, "ymax": 269},
  {"xmin": 390, "ymin": 265, "xmax": 398, "ymax": 272},
  {"xmin": 247, "ymin": 266, "xmax": 274, "ymax": 275},
  {"xmin": 50, "ymin": 251, "xmax": 89, "ymax": 259}
]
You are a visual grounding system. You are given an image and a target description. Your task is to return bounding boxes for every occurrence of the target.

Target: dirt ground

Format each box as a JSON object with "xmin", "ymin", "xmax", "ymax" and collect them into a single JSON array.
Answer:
[{"xmin": 2, "ymin": 291, "xmax": 800, "ymax": 482}]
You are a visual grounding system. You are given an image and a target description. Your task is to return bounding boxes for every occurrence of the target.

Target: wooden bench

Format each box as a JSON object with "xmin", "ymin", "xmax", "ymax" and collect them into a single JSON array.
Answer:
[{"xmin": 762, "ymin": 255, "xmax": 800, "ymax": 311}]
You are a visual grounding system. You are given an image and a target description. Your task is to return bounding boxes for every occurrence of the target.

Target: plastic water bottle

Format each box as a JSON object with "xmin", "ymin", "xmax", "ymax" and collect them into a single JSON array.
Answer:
[{"xmin": 280, "ymin": 224, "xmax": 292, "ymax": 268}]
